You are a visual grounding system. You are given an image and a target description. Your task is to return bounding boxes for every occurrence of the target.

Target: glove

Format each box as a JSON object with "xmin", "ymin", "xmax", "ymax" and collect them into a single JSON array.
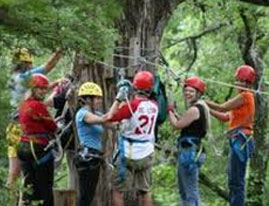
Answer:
[
  {"xmin": 116, "ymin": 86, "xmax": 129, "ymax": 102},
  {"xmin": 117, "ymin": 79, "xmax": 132, "ymax": 89}
]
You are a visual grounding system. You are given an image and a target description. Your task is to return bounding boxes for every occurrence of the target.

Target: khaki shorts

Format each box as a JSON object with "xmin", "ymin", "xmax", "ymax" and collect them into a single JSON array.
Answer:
[
  {"xmin": 6, "ymin": 122, "xmax": 22, "ymax": 158},
  {"xmin": 112, "ymin": 154, "xmax": 153, "ymax": 192}
]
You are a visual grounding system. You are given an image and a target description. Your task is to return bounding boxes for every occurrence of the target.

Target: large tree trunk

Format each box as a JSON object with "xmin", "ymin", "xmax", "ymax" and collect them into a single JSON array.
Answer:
[{"xmin": 71, "ymin": 1, "xmax": 185, "ymax": 205}]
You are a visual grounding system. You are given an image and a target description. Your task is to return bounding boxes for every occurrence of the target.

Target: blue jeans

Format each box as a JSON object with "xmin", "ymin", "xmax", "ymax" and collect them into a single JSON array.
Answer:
[
  {"xmin": 228, "ymin": 138, "xmax": 254, "ymax": 206},
  {"xmin": 177, "ymin": 152, "xmax": 205, "ymax": 206}
]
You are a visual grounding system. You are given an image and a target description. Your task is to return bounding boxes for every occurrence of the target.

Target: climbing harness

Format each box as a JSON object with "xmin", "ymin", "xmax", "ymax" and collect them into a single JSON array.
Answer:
[
  {"xmin": 178, "ymin": 136, "xmax": 205, "ymax": 173},
  {"xmin": 75, "ymin": 146, "xmax": 103, "ymax": 172},
  {"xmin": 227, "ymin": 127, "xmax": 254, "ymax": 162},
  {"xmin": 117, "ymin": 136, "xmax": 150, "ymax": 182}
]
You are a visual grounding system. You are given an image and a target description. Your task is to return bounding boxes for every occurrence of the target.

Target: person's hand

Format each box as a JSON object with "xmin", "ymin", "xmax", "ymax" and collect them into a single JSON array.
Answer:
[
  {"xmin": 59, "ymin": 78, "xmax": 70, "ymax": 89},
  {"xmin": 53, "ymin": 78, "xmax": 70, "ymax": 94},
  {"xmin": 167, "ymin": 102, "xmax": 176, "ymax": 112},
  {"xmin": 116, "ymin": 86, "xmax": 129, "ymax": 102}
]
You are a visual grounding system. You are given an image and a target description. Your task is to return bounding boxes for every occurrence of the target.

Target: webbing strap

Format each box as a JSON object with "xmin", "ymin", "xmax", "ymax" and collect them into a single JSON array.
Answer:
[
  {"xmin": 29, "ymin": 140, "xmax": 54, "ymax": 167},
  {"xmin": 178, "ymin": 136, "xmax": 202, "ymax": 163}
]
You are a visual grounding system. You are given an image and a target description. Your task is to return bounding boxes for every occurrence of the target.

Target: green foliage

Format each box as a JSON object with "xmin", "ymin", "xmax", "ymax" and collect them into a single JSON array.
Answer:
[
  {"xmin": 152, "ymin": 163, "xmax": 178, "ymax": 206},
  {"xmin": 0, "ymin": 0, "xmax": 121, "ymax": 59},
  {"xmin": 0, "ymin": 48, "xmax": 12, "ymax": 155}
]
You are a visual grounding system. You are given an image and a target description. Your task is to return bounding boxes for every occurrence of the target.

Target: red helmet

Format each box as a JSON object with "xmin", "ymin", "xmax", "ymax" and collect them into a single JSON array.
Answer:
[
  {"xmin": 133, "ymin": 71, "xmax": 154, "ymax": 91},
  {"xmin": 235, "ymin": 65, "xmax": 256, "ymax": 84},
  {"xmin": 29, "ymin": 74, "xmax": 49, "ymax": 88},
  {"xmin": 184, "ymin": 76, "xmax": 206, "ymax": 93}
]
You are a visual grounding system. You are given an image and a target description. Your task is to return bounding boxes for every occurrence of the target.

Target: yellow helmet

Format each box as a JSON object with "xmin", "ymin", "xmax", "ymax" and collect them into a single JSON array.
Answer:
[
  {"xmin": 13, "ymin": 48, "xmax": 34, "ymax": 63},
  {"xmin": 78, "ymin": 82, "xmax": 103, "ymax": 97}
]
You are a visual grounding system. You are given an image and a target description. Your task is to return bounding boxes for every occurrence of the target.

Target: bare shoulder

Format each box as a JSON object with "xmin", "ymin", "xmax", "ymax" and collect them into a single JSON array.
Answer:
[{"xmin": 185, "ymin": 106, "xmax": 200, "ymax": 120}]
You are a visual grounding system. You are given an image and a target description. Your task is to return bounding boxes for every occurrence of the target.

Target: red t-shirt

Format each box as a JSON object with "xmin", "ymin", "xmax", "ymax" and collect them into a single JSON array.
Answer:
[{"xmin": 19, "ymin": 98, "xmax": 57, "ymax": 135}]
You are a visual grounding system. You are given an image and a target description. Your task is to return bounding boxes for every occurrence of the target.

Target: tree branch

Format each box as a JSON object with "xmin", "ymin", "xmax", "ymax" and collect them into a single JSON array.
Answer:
[
  {"xmin": 238, "ymin": 9, "xmax": 254, "ymax": 64},
  {"xmin": 164, "ymin": 23, "xmax": 226, "ymax": 49},
  {"xmin": 186, "ymin": 38, "xmax": 197, "ymax": 72},
  {"xmin": 238, "ymin": 0, "xmax": 269, "ymax": 6},
  {"xmin": 199, "ymin": 172, "xmax": 229, "ymax": 201}
]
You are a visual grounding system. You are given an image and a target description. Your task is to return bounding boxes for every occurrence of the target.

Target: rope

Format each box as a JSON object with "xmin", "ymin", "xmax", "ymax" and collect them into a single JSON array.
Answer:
[
  {"xmin": 196, "ymin": 100, "xmax": 224, "ymax": 156},
  {"xmin": 202, "ymin": 78, "xmax": 269, "ymax": 96},
  {"xmin": 30, "ymin": 140, "xmax": 40, "ymax": 164},
  {"xmin": 115, "ymin": 46, "xmax": 157, "ymax": 52}
]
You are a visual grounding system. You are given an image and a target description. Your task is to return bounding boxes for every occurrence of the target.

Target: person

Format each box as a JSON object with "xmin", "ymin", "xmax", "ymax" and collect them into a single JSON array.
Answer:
[
  {"xmin": 75, "ymin": 82, "xmax": 112, "ymax": 206},
  {"xmin": 167, "ymin": 76, "xmax": 208, "ymax": 206},
  {"xmin": 206, "ymin": 65, "xmax": 256, "ymax": 206},
  {"xmin": 107, "ymin": 71, "xmax": 159, "ymax": 206},
  {"xmin": 6, "ymin": 48, "xmax": 62, "ymax": 188},
  {"xmin": 46, "ymin": 75, "xmax": 78, "ymax": 190},
  {"xmin": 17, "ymin": 74, "xmax": 58, "ymax": 206}
]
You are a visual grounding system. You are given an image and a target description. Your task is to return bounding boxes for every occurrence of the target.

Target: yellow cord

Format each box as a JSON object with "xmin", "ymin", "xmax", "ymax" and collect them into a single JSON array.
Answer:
[{"xmin": 30, "ymin": 140, "xmax": 39, "ymax": 164}]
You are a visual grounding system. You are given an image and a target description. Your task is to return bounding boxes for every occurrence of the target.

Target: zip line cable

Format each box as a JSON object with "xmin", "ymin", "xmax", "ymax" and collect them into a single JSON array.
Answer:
[
  {"xmin": 72, "ymin": 52, "xmax": 269, "ymax": 96},
  {"xmin": 111, "ymin": 53, "xmax": 269, "ymax": 96}
]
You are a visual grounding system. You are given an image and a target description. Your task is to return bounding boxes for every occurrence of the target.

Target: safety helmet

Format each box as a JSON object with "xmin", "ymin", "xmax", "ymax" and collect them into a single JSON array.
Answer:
[
  {"xmin": 184, "ymin": 76, "xmax": 206, "ymax": 93},
  {"xmin": 78, "ymin": 82, "xmax": 103, "ymax": 97},
  {"xmin": 235, "ymin": 65, "xmax": 256, "ymax": 84},
  {"xmin": 28, "ymin": 74, "xmax": 49, "ymax": 88},
  {"xmin": 13, "ymin": 48, "xmax": 34, "ymax": 63},
  {"xmin": 133, "ymin": 71, "xmax": 154, "ymax": 91}
]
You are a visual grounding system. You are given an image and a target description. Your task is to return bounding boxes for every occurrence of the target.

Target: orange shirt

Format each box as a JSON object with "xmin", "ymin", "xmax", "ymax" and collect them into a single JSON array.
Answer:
[{"xmin": 229, "ymin": 91, "xmax": 255, "ymax": 134}]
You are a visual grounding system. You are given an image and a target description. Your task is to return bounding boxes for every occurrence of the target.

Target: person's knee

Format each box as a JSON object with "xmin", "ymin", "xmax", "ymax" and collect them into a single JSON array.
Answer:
[{"xmin": 185, "ymin": 185, "xmax": 199, "ymax": 201}]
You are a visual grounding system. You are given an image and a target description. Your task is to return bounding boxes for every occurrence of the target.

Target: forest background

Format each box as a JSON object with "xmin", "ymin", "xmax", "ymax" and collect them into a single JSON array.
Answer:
[{"xmin": 0, "ymin": 0, "xmax": 269, "ymax": 206}]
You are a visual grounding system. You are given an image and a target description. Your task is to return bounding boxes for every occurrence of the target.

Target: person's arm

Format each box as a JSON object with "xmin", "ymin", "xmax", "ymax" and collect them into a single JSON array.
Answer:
[
  {"xmin": 105, "ymin": 100, "xmax": 121, "ymax": 119},
  {"xmin": 209, "ymin": 109, "xmax": 230, "ymax": 122},
  {"xmin": 45, "ymin": 79, "xmax": 70, "ymax": 107},
  {"xmin": 107, "ymin": 101, "xmax": 135, "ymax": 122},
  {"xmin": 45, "ymin": 91, "xmax": 58, "ymax": 107},
  {"xmin": 43, "ymin": 49, "xmax": 62, "ymax": 73},
  {"xmin": 205, "ymin": 94, "xmax": 245, "ymax": 112},
  {"xmin": 168, "ymin": 106, "xmax": 200, "ymax": 130},
  {"xmin": 103, "ymin": 120, "xmax": 118, "ymax": 129},
  {"xmin": 83, "ymin": 112, "xmax": 106, "ymax": 124}
]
